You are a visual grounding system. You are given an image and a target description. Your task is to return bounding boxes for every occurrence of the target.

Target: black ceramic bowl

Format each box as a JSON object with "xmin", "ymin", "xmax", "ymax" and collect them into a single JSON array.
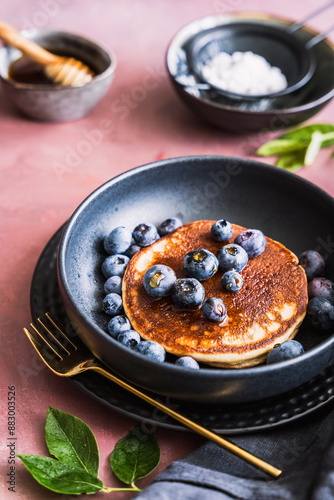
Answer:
[
  {"xmin": 186, "ymin": 22, "xmax": 315, "ymax": 100},
  {"xmin": 166, "ymin": 13, "xmax": 334, "ymax": 132},
  {"xmin": 57, "ymin": 156, "xmax": 334, "ymax": 404}
]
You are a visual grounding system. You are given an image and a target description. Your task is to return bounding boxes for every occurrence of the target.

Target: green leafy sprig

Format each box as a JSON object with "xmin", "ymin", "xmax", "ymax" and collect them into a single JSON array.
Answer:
[
  {"xmin": 256, "ymin": 123, "xmax": 334, "ymax": 171},
  {"xmin": 17, "ymin": 407, "xmax": 160, "ymax": 495}
]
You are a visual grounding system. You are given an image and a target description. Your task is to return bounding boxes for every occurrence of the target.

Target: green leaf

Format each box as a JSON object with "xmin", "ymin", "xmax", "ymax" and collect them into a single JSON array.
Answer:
[
  {"xmin": 17, "ymin": 455, "xmax": 103, "ymax": 495},
  {"xmin": 304, "ymin": 131, "xmax": 323, "ymax": 166},
  {"xmin": 275, "ymin": 151, "xmax": 305, "ymax": 171},
  {"xmin": 256, "ymin": 139, "xmax": 306, "ymax": 156},
  {"xmin": 45, "ymin": 407, "xmax": 99, "ymax": 476},
  {"xmin": 280, "ymin": 123, "xmax": 334, "ymax": 147},
  {"xmin": 110, "ymin": 426, "xmax": 160, "ymax": 486}
]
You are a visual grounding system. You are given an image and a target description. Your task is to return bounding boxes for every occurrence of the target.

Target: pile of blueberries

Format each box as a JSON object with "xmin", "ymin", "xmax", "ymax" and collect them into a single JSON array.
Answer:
[
  {"xmin": 143, "ymin": 220, "xmax": 267, "ymax": 325},
  {"xmin": 99, "ymin": 216, "xmax": 334, "ymax": 368},
  {"xmin": 267, "ymin": 249, "xmax": 334, "ymax": 364},
  {"xmin": 101, "ymin": 217, "xmax": 202, "ymax": 368}
]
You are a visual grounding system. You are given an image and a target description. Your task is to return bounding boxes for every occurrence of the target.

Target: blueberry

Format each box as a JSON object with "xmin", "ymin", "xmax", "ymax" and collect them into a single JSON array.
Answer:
[
  {"xmin": 299, "ymin": 250, "xmax": 325, "ymax": 281},
  {"xmin": 216, "ymin": 243, "xmax": 248, "ymax": 272},
  {"xmin": 175, "ymin": 356, "xmax": 200, "ymax": 369},
  {"xmin": 266, "ymin": 340, "xmax": 304, "ymax": 364},
  {"xmin": 104, "ymin": 275, "xmax": 122, "ymax": 295},
  {"xmin": 132, "ymin": 223, "xmax": 159, "ymax": 247},
  {"xmin": 183, "ymin": 248, "xmax": 218, "ymax": 281},
  {"xmin": 234, "ymin": 229, "xmax": 266, "ymax": 257},
  {"xmin": 117, "ymin": 330, "xmax": 141, "ymax": 348},
  {"xmin": 201, "ymin": 297, "xmax": 227, "ymax": 323},
  {"xmin": 107, "ymin": 315, "xmax": 131, "ymax": 338},
  {"xmin": 104, "ymin": 226, "xmax": 132, "ymax": 255},
  {"xmin": 102, "ymin": 254, "xmax": 130, "ymax": 278},
  {"xmin": 221, "ymin": 270, "xmax": 243, "ymax": 292},
  {"xmin": 307, "ymin": 297, "xmax": 334, "ymax": 331},
  {"xmin": 143, "ymin": 264, "xmax": 177, "ymax": 297},
  {"xmin": 102, "ymin": 293, "xmax": 123, "ymax": 316},
  {"xmin": 211, "ymin": 219, "xmax": 233, "ymax": 242},
  {"xmin": 172, "ymin": 278, "xmax": 205, "ymax": 309},
  {"xmin": 308, "ymin": 277, "xmax": 334, "ymax": 304},
  {"xmin": 158, "ymin": 217, "xmax": 183, "ymax": 236},
  {"xmin": 134, "ymin": 340, "xmax": 166, "ymax": 362},
  {"xmin": 125, "ymin": 244, "xmax": 141, "ymax": 259}
]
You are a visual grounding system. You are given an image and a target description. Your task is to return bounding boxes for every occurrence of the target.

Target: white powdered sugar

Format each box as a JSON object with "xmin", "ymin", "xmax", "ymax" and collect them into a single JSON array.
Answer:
[{"xmin": 201, "ymin": 51, "xmax": 288, "ymax": 96}]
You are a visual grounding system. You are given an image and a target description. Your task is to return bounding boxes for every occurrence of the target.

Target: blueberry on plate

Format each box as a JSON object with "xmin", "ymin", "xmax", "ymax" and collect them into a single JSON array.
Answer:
[
  {"xmin": 143, "ymin": 264, "xmax": 177, "ymax": 297},
  {"xmin": 266, "ymin": 340, "xmax": 304, "ymax": 364},
  {"xmin": 132, "ymin": 223, "xmax": 159, "ymax": 247},
  {"xmin": 234, "ymin": 229, "xmax": 266, "ymax": 257},
  {"xmin": 104, "ymin": 226, "xmax": 132, "ymax": 255},
  {"xmin": 102, "ymin": 254, "xmax": 130, "ymax": 278},
  {"xmin": 211, "ymin": 219, "xmax": 233, "ymax": 242},
  {"xmin": 107, "ymin": 314, "xmax": 131, "ymax": 338},
  {"xmin": 102, "ymin": 293, "xmax": 123, "ymax": 316},
  {"xmin": 175, "ymin": 356, "xmax": 200, "ymax": 369},
  {"xmin": 172, "ymin": 278, "xmax": 205, "ymax": 309},
  {"xmin": 183, "ymin": 248, "xmax": 218, "ymax": 281},
  {"xmin": 299, "ymin": 250, "xmax": 325, "ymax": 281},
  {"xmin": 134, "ymin": 340, "xmax": 166, "ymax": 362},
  {"xmin": 221, "ymin": 270, "xmax": 243, "ymax": 292},
  {"xmin": 104, "ymin": 275, "xmax": 122, "ymax": 295},
  {"xmin": 216, "ymin": 243, "xmax": 248, "ymax": 272},
  {"xmin": 158, "ymin": 217, "xmax": 182, "ymax": 236},
  {"xmin": 117, "ymin": 330, "xmax": 141, "ymax": 348},
  {"xmin": 125, "ymin": 244, "xmax": 142, "ymax": 259},
  {"xmin": 308, "ymin": 277, "xmax": 334, "ymax": 304},
  {"xmin": 201, "ymin": 297, "xmax": 227, "ymax": 323},
  {"xmin": 307, "ymin": 296, "xmax": 334, "ymax": 330}
]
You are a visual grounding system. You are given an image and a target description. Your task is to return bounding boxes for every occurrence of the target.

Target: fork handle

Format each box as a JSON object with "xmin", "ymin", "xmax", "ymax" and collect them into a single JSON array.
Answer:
[
  {"xmin": 92, "ymin": 365, "xmax": 282, "ymax": 478},
  {"xmin": 0, "ymin": 20, "xmax": 60, "ymax": 65}
]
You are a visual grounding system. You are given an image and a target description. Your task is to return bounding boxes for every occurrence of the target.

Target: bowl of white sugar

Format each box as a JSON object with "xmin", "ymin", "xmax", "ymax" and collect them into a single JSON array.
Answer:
[
  {"xmin": 185, "ymin": 22, "xmax": 315, "ymax": 103},
  {"xmin": 166, "ymin": 13, "xmax": 334, "ymax": 132}
]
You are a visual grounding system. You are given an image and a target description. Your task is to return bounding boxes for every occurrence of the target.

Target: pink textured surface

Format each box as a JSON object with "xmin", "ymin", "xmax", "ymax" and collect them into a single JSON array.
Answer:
[{"xmin": 0, "ymin": 1, "xmax": 333, "ymax": 499}]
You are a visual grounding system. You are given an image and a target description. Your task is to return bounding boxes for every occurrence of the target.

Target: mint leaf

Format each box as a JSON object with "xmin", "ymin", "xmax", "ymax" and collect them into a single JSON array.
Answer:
[
  {"xmin": 280, "ymin": 123, "xmax": 334, "ymax": 147},
  {"xmin": 275, "ymin": 151, "xmax": 305, "ymax": 171},
  {"xmin": 17, "ymin": 455, "xmax": 103, "ymax": 494},
  {"xmin": 256, "ymin": 139, "xmax": 306, "ymax": 156},
  {"xmin": 304, "ymin": 131, "xmax": 323, "ymax": 166},
  {"xmin": 110, "ymin": 426, "xmax": 160, "ymax": 486},
  {"xmin": 45, "ymin": 407, "xmax": 99, "ymax": 476}
]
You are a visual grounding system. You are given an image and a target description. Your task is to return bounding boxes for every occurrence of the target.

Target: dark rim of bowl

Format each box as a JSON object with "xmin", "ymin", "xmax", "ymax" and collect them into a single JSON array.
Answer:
[
  {"xmin": 0, "ymin": 28, "xmax": 117, "ymax": 90},
  {"xmin": 57, "ymin": 155, "xmax": 334, "ymax": 379},
  {"xmin": 166, "ymin": 13, "xmax": 334, "ymax": 115}
]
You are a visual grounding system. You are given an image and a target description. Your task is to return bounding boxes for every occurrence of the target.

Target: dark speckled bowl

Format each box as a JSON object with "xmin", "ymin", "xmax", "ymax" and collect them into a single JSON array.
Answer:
[
  {"xmin": 0, "ymin": 29, "xmax": 116, "ymax": 122},
  {"xmin": 57, "ymin": 156, "xmax": 334, "ymax": 404}
]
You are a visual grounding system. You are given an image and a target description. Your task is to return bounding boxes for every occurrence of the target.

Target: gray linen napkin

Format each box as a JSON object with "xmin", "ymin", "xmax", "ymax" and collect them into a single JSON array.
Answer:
[{"xmin": 135, "ymin": 403, "xmax": 334, "ymax": 499}]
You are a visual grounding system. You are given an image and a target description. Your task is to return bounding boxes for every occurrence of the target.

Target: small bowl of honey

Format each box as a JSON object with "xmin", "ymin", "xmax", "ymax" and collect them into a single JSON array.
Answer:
[{"xmin": 0, "ymin": 29, "xmax": 116, "ymax": 122}]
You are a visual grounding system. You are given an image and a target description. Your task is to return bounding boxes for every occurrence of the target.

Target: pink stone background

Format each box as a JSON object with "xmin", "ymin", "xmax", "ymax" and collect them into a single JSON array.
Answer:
[{"xmin": 0, "ymin": 1, "xmax": 333, "ymax": 499}]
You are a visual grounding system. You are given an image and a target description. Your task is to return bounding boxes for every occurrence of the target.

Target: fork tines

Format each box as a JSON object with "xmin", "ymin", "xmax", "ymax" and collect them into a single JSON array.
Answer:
[{"xmin": 24, "ymin": 313, "xmax": 76, "ymax": 360}]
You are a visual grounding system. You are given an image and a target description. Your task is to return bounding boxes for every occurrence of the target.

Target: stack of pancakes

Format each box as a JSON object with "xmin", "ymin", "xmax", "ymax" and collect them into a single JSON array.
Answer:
[{"xmin": 123, "ymin": 220, "xmax": 308, "ymax": 368}]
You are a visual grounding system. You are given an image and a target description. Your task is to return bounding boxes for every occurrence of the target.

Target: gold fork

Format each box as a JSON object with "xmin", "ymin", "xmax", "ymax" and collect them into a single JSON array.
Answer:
[{"xmin": 23, "ymin": 313, "xmax": 282, "ymax": 478}]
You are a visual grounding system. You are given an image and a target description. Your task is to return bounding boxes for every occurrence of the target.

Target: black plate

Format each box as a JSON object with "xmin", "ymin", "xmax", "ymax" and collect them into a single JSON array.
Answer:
[
  {"xmin": 57, "ymin": 157, "xmax": 334, "ymax": 404},
  {"xmin": 30, "ymin": 225, "xmax": 334, "ymax": 434}
]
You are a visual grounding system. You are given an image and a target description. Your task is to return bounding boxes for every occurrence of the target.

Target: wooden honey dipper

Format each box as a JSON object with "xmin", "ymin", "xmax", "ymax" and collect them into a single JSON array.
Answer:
[{"xmin": 0, "ymin": 20, "xmax": 94, "ymax": 87}]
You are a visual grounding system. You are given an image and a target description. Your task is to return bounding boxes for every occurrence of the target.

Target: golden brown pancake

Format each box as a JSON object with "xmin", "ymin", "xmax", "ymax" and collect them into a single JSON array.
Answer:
[{"xmin": 122, "ymin": 221, "xmax": 308, "ymax": 368}]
